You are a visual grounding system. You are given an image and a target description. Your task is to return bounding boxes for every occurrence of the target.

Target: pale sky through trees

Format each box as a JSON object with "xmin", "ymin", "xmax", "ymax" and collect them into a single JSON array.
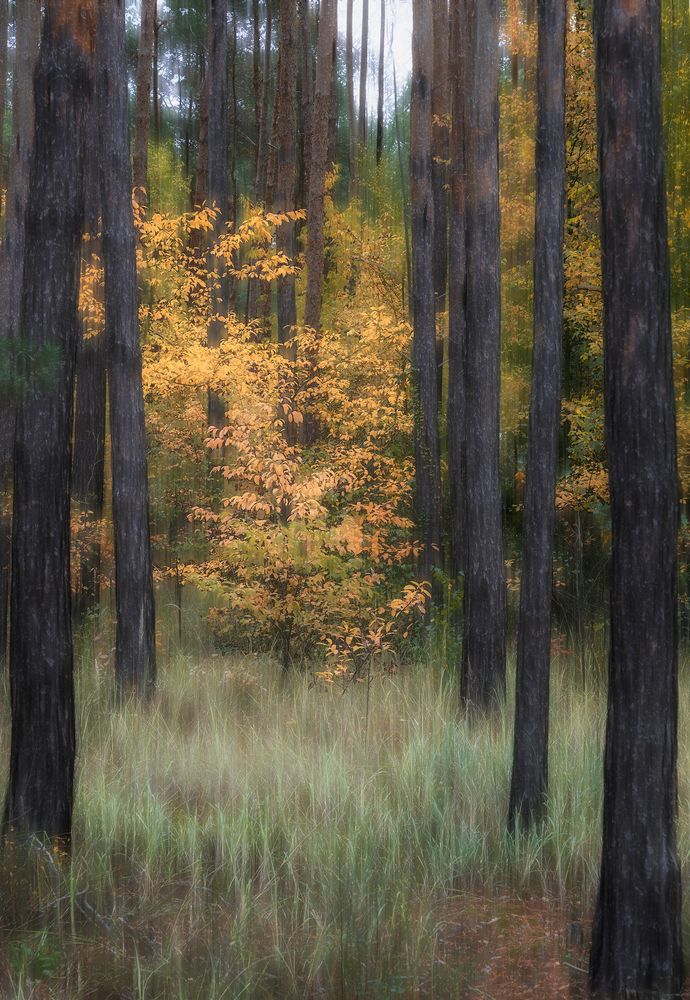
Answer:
[{"xmin": 338, "ymin": 0, "xmax": 413, "ymax": 105}]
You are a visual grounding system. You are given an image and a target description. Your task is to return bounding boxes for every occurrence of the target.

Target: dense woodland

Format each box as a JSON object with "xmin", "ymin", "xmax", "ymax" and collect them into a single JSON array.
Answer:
[{"xmin": 0, "ymin": 0, "xmax": 688, "ymax": 996}]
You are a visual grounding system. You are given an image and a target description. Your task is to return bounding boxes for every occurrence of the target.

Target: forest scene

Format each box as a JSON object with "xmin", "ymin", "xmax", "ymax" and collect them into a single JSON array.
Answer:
[{"xmin": 0, "ymin": 0, "xmax": 688, "ymax": 995}]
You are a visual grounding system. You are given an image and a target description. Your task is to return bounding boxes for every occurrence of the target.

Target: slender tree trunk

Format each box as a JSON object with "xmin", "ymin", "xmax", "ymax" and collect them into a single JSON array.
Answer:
[
  {"xmin": 207, "ymin": 0, "xmax": 229, "ymax": 427},
  {"xmin": 346, "ymin": 0, "xmax": 356, "ymax": 193},
  {"xmin": 255, "ymin": 0, "xmax": 272, "ymax": 200},
  {"xmin": 393, "ymin": 60, "xmax": 411, "ymax": 314},
  {"xmin": 253, "ymin": 0, "xmax": 262, "ymax": 182},
  {"xmin": 133, "ymin": 0, "xmax": 157, "ymax": 206},
  {"xmin": 153, "ymin": 9, "xmax": 161, "ymax": 143},
  {"xmin": 358, "ymin": 0, "xmax": 369, "ymax": 146},
  {"xmin": 447, "ymin": 0, "xmax": 466, "ymax": 597},
  {"xmin": 304, "ymin": 0, "xmax": 336, "ymax": 333},
  {"xmin": 461, "ymin": 0, "xmax": 506, "ymax": 707},
  {"xmin": 193, "ymin": 73, "xmax": 209, "ymax": 210},
  {"xmin": 274, "ymin": 0, "xmax": 298, "ymax": 345},
  {"xmin": 73, "ymin": 106, "xmax": 107, "ymax": 620},
  {"xmin": 327, "ymin": 1, "xmax": 338, "ymax": 171},
  {"xmin": 0, "ymin": 0, "xmax": 8, "ymax": 194},
  {"xmin": 298, "ymin": 0, "xmax": 313, "ymax": 205},
  {"xmin": 4, "ymin": 0, "xmax": 93, "ymax": 843},
  {"xmin": 97, "ymin": 0, "xmax": 157, "ymax": 696},
  {"xmin": 375, "ymin": 0, "xmax": 385, "ymax": 165},
  {"xmin": 411, "ymin": 0, "xmax": 442, "ymax": 597},
  {"xmin": 431, "ymin": 0, "xmax": 449, "ymax": 398},
  {"xmin": 508, "ymin": 0, "xmax": 566, "ymax": 829},
  {"xmin": 589, "ymin": 0, "xmax": 683, "ymax": 988},
  {"xmin": 0, "ymin": 1, "xmax": 40, "ymax": 668}
]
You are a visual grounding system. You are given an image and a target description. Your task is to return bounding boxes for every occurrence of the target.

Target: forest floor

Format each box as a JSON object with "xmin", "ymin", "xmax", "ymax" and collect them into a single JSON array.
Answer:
[{"xmin": 0, "ymin": 626, "xmax": 689, "ymax": 998}]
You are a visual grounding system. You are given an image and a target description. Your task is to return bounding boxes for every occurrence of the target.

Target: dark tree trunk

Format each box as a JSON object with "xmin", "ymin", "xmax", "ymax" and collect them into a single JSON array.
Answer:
[
  {"xmin": 375, "ymin": 0, "xmax": 384, "ymax": 165},
  {"xmin": 410, "ymin": 0, "xmax": 442, "ymax": 596},
  {"xmin": 73, "ymin": 107, "xmax": 107, "ymax": 620},
  {"xmin": 447, "ymin": 0, "xmax": 466, "ymax": 595},
  {"xmin": 273, "ymin": 0, "xmax": 298, "ymax": 345},
  {"xmin": 133, "ymin": 0, "xmax": 156, "ymax": 206},
  {"xmin": 508, "ymin": 0, "xmax": 566, "ymax": 830},
  {"xmin": 4, "ymin": 0, "xmax": 93, "ymax": 843},
  {"xmin": 431, "ymin": 0, "xmax": 449, "ymax": 398},
  {"xmin": 346, "ymin": 0, "xmax": 356, "ymax": 193},
  {"xmin": 589, "ymin": 0, "xmax": 683, "ymax": 989},
  {"xmin": 0, "ymin": 0, "xmax": 8, "ymax": 193},
  {"xmin": 298, "ymin": 0, "xmax": 313, "ymax": 205},
  {"xmin": 207, "ymin": 0, "xmax": 229, "ymax": 428},
  {"xmin": 327, "ymin": 1, "xmax": 338, "ymax": 171},
  {"xmin": 358, "ymin": 0, "xmax": 369, "ymax": 146},
  {"xmin": 255, "ymin": 0, "xmax": 272, "ymax": 201},
  {"xmin": 153, "ymin": 9, "xmax": 160, "ymax": 143},
  {"xmin": 303, "ymin": 0, "xmax": 335, "ymax": 333},
  {"xmin": 193, "ymin": 73, "xmax": 209, "ymax": 211},
  {"xmin": 252, "ymin": 0, "xmax": 262, "ymax": 182},
  {"xmin": 97, "ymin": 0, "xmax": 156, "ymax": 696},
  {"xmin": 0, "ymin": 1, "xmax": 40, "ymax": 669},
  {"xmin": 461, "ymin": 0, "xmax": 506, "ymax": 707}
]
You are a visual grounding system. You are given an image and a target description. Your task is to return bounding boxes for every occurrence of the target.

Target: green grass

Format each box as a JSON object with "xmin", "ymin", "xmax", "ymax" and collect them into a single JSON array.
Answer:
[{"xmin": 0, "ymin": 642, "xmax": 688, "ymax": 997}]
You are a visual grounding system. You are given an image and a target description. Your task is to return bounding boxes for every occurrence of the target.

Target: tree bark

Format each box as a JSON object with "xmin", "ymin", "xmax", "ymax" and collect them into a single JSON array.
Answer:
[
  {"xmin": 255, "ymin": 0, "xmax": 272, "ymax": 201},
  {"xmin": 431, "ymin": 0, "xmax": 449, "ymax": 397},
  {"xmin": 0, "ymin": 1, "xmax": 40, "ymax": 668},
  {"xmin": 303, "ymin": 0, "xmax": 336, "ymax": 333},
  {"xmin": 133, "ymin": 0, "xmax": 157, "ymax": 206},
  {"xmin": 73, "ymin": 104, "xmax": 107, "ymax": 620},
  {"xmin": 411, "ymin": 0, "xmax": 442, "ymax": 597},
  {"xmin": 358, "ymin": 0, "xmax": 369, "ymax": 147},
  {"xmin": 273, "ymin": 0, "xmax": 298, "ymax": 345},
  {"xmin": 207, "ymin": 0, "xmax": 229, "ymax": 427},
  {"xmin": 97, "ymin": 0, "xmax": 157, "ymax": 696},
  {"xmin": 589, "ymin": 0, "xmax": 683, "ymax": 988},
  {"xmin": 346, "ymin": 0, "xmax": 356, "ymax": 192},
  {"xmin": 461, "ymin": 0, "xmax": 506, "ymax": 707},
  {"xmin": 253, "ymin": 0, "xmax": 262, "ymax": 183},
  {"xmin": 508, "ymin": 0, "xmax": 566, "ymax": 829},
  {"xmin": 447, "ymin": 0, "xmax": 466, "ymax": 596},
  {"xmin": 375, "ymin": 0, "xmax": 385, "ymax": 165},
  {"xmin": 4, "ymin": 0, "xmax": 93, "ymax": 843},
  {"xmin": 298, "ymin": 0, "xmax": 313, "ymax": 206},
  {"xmin": 0, "ymin": 0, "xmax": 8, "ymax": 194}
]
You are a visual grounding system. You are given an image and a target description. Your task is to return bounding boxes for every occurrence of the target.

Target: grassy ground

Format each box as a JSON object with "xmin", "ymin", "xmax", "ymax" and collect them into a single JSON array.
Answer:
[{"xmin": 0, "ymin": 637, "xmax": 688, "ymax": 998}]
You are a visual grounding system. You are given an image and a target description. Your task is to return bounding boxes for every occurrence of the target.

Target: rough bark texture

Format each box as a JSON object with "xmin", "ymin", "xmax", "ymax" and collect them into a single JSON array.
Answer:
[
  {"xmin": 255, "ymin": 0, "xmax": 272, "ymax": 200},
  {"xmin": 358, "ymin": 0, "xmax": 369, "ymax": 146},
  {"xmin": 461, "ymin": 0, "xmax": 506, "ymax": 707},
  {"xmin": 508, "ymin": 0, "xmax": 566, "ymax": 830},
  {"xmin": 133, "ymin": 0, "xmax": 157, "ymax": 205},
  {"xmin": 375, "ymin": 0, "xmax": 385, "ymax": 165},
  {"xmin": 73, "ymin": 105, "xmax": 107, "ymax": 619},
  {"xmin": 97, "ymin": 0, "xmax": 157, "ymax": 696},
  {"xmin": 589, "ymin": 0, "xmax": 683, "ymax": 989},
  {"xmin": 207, "ymin": 0, "xmax": 229, "ymax": 428},
  {"xmin": 410, "ymin": 0, "xmax": 442, "ymax": 596},
  {"xmin": 4, "ymin": 0, "xmax": 93, "ymax": 842},
  {"xmin": 346, "ymin": 0, "xmax": 356, "ymax": 192},
  {"xmin": 447, "ymin": 0, "xmax": 466, "ymax": 595},
  {"xmin": 327, "ymin": 2, "xmax": 338, "ymax": 170},
  {"xmin": 303, "ymin": 0, "xmax": 335, "ymax": 333},
  {"xmin": 0, "ymin": 1, "xmax": 40, "ymax": 668},
  {"xmin": 431, "ymin": 0, "xmax": 449, "ymax": 396},
  {"xmin": 0, "ymin": 0, "xmax": 8, "ymax": 192},
  {"xmin": 298, "ymin": 0, "xmax": 313, "ymax": 205},
  {"xmin": 273, "ymin": 0, "xmax": 298, "ymax": 345},
  {"xmin": 253, "ymin": 0, "xmax": 262, "ymax": 181}
]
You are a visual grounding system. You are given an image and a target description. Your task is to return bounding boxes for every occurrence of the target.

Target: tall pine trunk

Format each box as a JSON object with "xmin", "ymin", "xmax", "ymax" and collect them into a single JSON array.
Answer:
[
  {"xmin": 507, "ymin": 0, "xmax": 566, "ymax": 829},
  {"xmin": 358, "ymin": 0, "xmax": 369, "ymax": 146},
  {"xmin": 4, "ymin": 0, "xmax": 93, "ymax": 842},
  {"xmin": 431, "ymin": 0, "xmax": 449, "ymax": 398},
  {"xmin": 0, "ymin": 0, "xmax": 8, "ymax": 193},
  {"xmin": 0, "ymin": 2, "xmax": 40, "ymax": 668},
  {"xmin": 303, "ymin": 0, "xmax": 336, "ymax": 333},
  {"xmin": 274, "ymin": 0, "xmax": 298, "ymax": 345},
  {"xmin": 375, "ymin": 0, "xmax": 385, "ymax": 165},
  {"xmin": 133, "ymin": 0, "xmax": 157, "ymax": 205},
  {"xmin": 461, "ymin": 0, "xmax": 506, "ymax": 706},
  {"xmin": 589, "ymin": 0, "xmax": 683, "ymax": 987},
  {"xmin": 346, "ymin": 0, "xmax": 356, "ymax": 193},
  {"xmin": 97, "ymin": 0, "xmax": 156, "ymax": 696},
  {"xmin": 207, "ymin": 0, "xmax": 229, "ymax": 427},
  {"xmin": 298, "ymin": 0, "xmax": 313, "ymax": 205},
  {"xmin": 447, "ymin": 0, "xmax": 466, "ymax": 599},
  {"xmin": 411, "ymin": 0, "xmax": 442, "ymax": 596}
]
